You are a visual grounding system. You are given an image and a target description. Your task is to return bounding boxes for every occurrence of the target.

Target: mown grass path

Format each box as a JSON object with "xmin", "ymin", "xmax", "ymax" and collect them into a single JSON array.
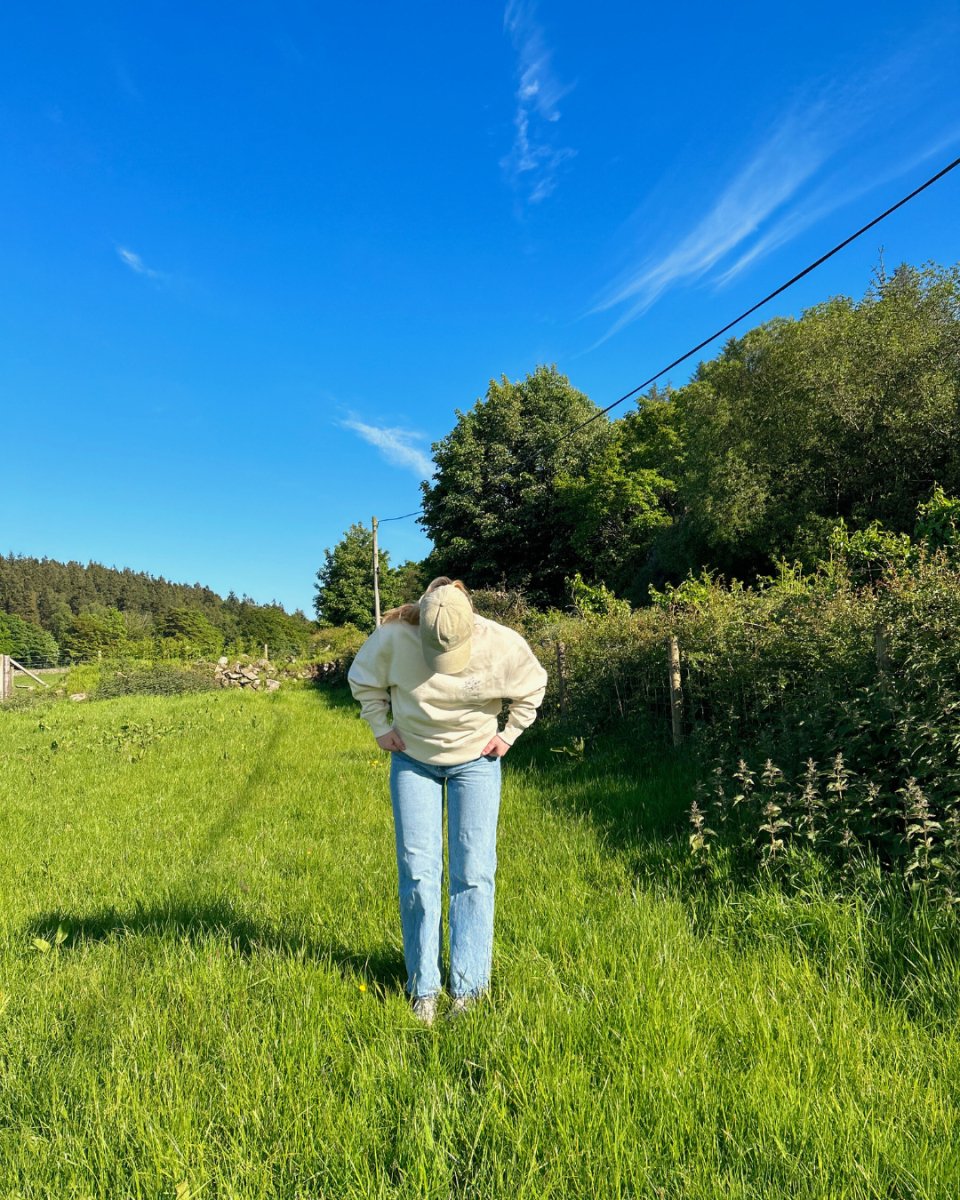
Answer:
[{"xmin": 1, "ymin": 686, "xmax": 959, "ymax": 1198}]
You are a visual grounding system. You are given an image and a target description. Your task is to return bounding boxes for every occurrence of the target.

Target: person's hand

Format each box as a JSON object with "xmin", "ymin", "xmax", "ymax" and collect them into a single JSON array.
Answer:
[
  {"xmin": 481, "ymin": 734, "xmax": 511, "ymax": 758},
  {"xmin": 376, "ymin": 730, "xmax": 406, "ymax": 752}
]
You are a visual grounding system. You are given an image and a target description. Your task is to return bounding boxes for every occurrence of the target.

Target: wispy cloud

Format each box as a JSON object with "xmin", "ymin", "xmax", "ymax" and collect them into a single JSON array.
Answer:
[
  {"xmin": 501, "ymin": 1, "xmax": 575, "ymax": 204},
  {"xmin": 590, "ymin": 105, "xmax": 831, "ymax": 343},
  {"xmin": 116, "ymin": 245, "xmax": 164, "ymax": 281},
  {"xmin": 590, "ymin": 33, "xmax": 960, "ymax": 346},
  {"xmin": 715, "ymin": 133, "xmax": 960, "ymax": 288},
  {"xmin": 340, "ymin": 418, "xmax": 433, "ymax": 479}
]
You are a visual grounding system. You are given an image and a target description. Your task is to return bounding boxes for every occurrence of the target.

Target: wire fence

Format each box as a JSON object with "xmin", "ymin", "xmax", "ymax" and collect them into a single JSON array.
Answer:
[{"xmin": 8, "ymin": 651, "xmax": 68, "ymax": 671}]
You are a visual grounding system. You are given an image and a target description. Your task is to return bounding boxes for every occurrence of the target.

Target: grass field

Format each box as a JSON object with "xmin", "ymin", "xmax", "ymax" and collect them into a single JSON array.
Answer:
[{"xmin": 2, "ymin": 685, "xmax": 960, "ymax": 1198}]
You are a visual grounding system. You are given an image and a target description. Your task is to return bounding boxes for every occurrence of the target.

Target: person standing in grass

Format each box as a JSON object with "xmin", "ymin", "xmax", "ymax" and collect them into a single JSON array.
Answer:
[{"xmin": 348, "ymin": 577, "xmax": 548, "ymax": 1025}]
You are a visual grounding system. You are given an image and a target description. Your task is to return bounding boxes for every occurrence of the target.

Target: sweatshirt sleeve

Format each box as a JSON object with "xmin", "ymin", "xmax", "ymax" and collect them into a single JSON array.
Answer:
[
  {"xmin": 347, "ymin": 627, "xmax": 395, "ymax": 739},
  {"xmin": 499, "ymin": 635, "xmax": 549, "ymax": 746}
]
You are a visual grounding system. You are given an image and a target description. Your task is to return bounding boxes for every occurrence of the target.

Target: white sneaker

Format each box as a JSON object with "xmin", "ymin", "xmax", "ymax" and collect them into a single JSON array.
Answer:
[
  {"xmin": 448, "ymin": 993, "xmax": 480, "ymax": 1018},
  {"xmin": 411, "ymin": 995, "xmax": 438, "ymax": 1026}
]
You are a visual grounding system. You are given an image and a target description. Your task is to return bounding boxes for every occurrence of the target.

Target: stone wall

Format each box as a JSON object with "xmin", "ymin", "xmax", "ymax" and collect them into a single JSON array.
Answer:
[{"xmin": 214, "ymin": 657, "xmax": 281, "ymax": 691}]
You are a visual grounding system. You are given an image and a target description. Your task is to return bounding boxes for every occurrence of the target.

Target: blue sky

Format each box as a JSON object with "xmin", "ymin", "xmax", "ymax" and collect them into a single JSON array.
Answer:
[{"xmin": 3, "ymin": 2, "xmax": 959, "ymax": 614}]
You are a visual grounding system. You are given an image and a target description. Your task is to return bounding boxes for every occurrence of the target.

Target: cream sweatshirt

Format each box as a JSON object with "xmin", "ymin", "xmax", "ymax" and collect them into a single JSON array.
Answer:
[{"xmin": 347, "ymin": 615, "xmax": 548, "ymax": 765}]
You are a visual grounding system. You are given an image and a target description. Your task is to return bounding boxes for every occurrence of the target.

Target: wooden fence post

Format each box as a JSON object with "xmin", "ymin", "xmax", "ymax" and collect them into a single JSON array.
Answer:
[
  {"xmin": 555, "ymin": 640, "xmax": 567, "ymax": 720},
  {"xmin": 668, "ymin": 636, "xmax": 683, "ymax": 747},
  {"xmin": 874, "ymin": 624, "xmax": 889, "ymax": 673},
  {"xmin": 0, "ymin": 655, "xmax": 11, "ymax": 701}
]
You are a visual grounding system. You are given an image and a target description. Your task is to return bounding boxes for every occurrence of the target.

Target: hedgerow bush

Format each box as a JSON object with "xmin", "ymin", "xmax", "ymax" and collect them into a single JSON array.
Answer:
[
  {"xmin": 312, "ymin": 625, "xmax": 365, "ymax": 664},
  {"xmin": 537, "ymin": 541, "xmax": 960, "ymax": 775},
  {"xmin": 872, "ymin": 553, "xmax": 960, "ymax": 801},
  {"xmin": 95, "ymin": 662, "xmax": 218, "ymax": 698},
  {"xmin": 662, "ymin": 565, "xmax": 878, "ymax": 764},
  {"xmin": 63, "ymin": 660, "xmax": 219, "ymax": 699},
  {"xmin": 470, "ymin": 587, "xmax": 535, "ymax": 632},
  {"xmin": 531, "ymin": 607, "xmax": 669, "ymax": 737},
  {"xmin": 675, "ymin": 552, "xmax": 960, "ymax": 809},
  {"xmin": 0, "ymin": 613, "xmax": 60, "ymax": 666}
]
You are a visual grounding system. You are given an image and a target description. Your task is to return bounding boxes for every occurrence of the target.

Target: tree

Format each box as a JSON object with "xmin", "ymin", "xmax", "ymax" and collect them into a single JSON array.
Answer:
[
  {"xmin": 0, "ymin": 553, "xmax": 304, "ymax": 646},
  {"xmin": 0, "ymin": 613, "xmax": 59, "ymax": 665},
  {"xmin": 156, "ymin": 607, "xmax": 224, "ymax": 660},
  {"xmin": 420, "ymin": 365, "xmax": 609, "ymax": 606},
  {"xmin": 557, "ymin": 392, "xmax": 679, "ymax": 602},
  {"xmin": 314, "ymin": 524, "xmax": 400, "ymax": 632},
  {"xmin": 237, "ymin": 603, "xmax": 313, "ymax": 657},
  {"xmin": 61, "ymin": 608, "xmax": 128, "ymax": 661},
  {"xmin": 654, "ymin": 262, "xmax": 960, "ymax": 582},
  {"xmin": 394, "ymin": 559, "xmax": 431, "ymax": 604}
]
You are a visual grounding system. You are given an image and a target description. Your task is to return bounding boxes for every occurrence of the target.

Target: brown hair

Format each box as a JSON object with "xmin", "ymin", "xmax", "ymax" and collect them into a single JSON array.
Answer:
[{"xmin": 382, "ymin": 577, "xmax": 472, "ymax": 626}]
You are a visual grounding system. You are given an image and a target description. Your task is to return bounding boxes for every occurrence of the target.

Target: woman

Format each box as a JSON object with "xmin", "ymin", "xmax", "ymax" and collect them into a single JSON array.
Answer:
[{"xmin": 348, "ymin": 577, "xmax": 548, "ymax": 1024}]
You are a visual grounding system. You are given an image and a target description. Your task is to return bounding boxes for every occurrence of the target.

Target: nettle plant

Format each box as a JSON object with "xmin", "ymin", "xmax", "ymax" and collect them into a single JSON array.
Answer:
[{"xmin": 691, "ymin": 754, "xmax": 960, "ymax": 906}]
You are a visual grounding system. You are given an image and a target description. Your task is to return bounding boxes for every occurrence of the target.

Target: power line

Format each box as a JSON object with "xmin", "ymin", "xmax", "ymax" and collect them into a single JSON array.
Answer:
[
  {"xmin": 378, "ymin": 151, "xmax": 960, "ymax": 521},
  {"xmin": 379, "ymin": 510, "xmax": 422, "ymax": 523}
]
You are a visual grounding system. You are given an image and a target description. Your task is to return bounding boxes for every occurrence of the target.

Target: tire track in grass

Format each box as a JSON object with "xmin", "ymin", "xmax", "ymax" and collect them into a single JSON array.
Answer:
[{"xmin": 23, "ymin": 695, "xmax": 289, "ymax": 952}]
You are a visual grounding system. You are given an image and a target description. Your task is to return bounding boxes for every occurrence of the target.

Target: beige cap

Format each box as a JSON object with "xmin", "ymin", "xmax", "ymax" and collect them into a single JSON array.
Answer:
[{"xmin": 419, "ymin": 584, "xmax": 474, "ymax": 674}]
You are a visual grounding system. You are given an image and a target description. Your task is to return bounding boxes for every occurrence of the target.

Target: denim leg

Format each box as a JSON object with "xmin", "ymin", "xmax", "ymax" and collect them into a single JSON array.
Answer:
[
  {"xmin": 447, "ymin": 755, "xmax": 501, "ymax": 998},
  {"xmin": 390, "ymin": 752, "xmax": 444, "ymax": 998}
]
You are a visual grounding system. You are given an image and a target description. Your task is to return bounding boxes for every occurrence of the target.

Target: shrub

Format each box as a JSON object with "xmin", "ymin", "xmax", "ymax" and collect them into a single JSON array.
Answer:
[
  {"xmin": 155, "ymin": 608, "xmax": 224, "ymax": 660},
  {"xmin": 470, "ymin": 587, "xmax": 535, "ymax": 632},
  {"xmin": 0, "ymin": 614, "xmax": 60, "ymax": 666},
  {"xmin": 63, "ymin": 664, "xmax": 103, "ymax": 695},
  {"xmin": 62, "ymin": 660, "xmax": 218, "ymax": 699},
  {"xmin": 312, "ymin": 625, "xmax": 365, "ymax": 665},
  {"xmin": 531, "ymin": 606, "xmax": 670, "ymax": 737},
  {"xmin": 95, "ymin": 662, "xmax": 218, "ymax": 698},
  {"xmin": 61, "ymin": 609, "xmax": 128, "ymax": 661},
  {"xmin": 662, "ymin": 565, "xmax": 878, "ymax": 764},
  {"xmin": 574, "ymin": 538, "xmax": 960, "ymax": 903}
]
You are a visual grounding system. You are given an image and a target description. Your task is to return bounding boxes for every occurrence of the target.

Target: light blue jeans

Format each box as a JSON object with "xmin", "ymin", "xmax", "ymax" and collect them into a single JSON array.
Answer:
[{"xmin": 389, "ymin": 750, "xmax": 502, "ymax": 1000}]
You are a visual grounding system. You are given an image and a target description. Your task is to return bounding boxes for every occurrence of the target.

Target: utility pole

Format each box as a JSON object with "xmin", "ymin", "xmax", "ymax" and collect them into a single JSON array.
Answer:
[{"xmin": 372, "ymin": 515, "xmax": 381, "ymax": 627}]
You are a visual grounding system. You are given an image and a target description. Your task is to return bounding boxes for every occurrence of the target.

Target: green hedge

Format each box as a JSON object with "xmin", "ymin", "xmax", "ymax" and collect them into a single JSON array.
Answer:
[{"xmin": 63, "ymin": 660, "xmax": 219, "ymax": 699}]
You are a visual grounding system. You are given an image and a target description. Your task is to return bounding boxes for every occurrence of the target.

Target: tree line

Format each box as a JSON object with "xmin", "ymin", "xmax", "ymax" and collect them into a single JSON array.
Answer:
[
  {"xmin": 0, "ymin": 555, "xmax": 314, "ymax": 663},
  {"xmin": 315, "ymin": 261, "xmax": 960, "ymax": 626}
]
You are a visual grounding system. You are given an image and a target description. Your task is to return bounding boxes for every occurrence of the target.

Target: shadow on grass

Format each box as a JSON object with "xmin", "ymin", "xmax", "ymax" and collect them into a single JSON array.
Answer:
[
  {"xmin": 25, "ymin": 898, "xmax": 408, "ymax": 994},
  {"xmin": 510, "ymin": 722, "xmax": 697, "ymax": 883}
]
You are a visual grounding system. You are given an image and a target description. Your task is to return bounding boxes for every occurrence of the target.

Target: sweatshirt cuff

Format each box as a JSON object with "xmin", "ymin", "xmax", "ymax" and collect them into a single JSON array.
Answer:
[
  {"xmin": 366, "ymin": 714, "xmax": 394, "ymax": 739},
  {"xmin": 499, "ymin": 724, "xmax": 524, "ymax": 746}
]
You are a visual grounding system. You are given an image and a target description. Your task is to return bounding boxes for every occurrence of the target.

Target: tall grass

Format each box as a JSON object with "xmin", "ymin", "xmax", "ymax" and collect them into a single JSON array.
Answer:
[{"xmin": 1, "ymin": 686, "xmax": 959, "ymax": 1197}]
